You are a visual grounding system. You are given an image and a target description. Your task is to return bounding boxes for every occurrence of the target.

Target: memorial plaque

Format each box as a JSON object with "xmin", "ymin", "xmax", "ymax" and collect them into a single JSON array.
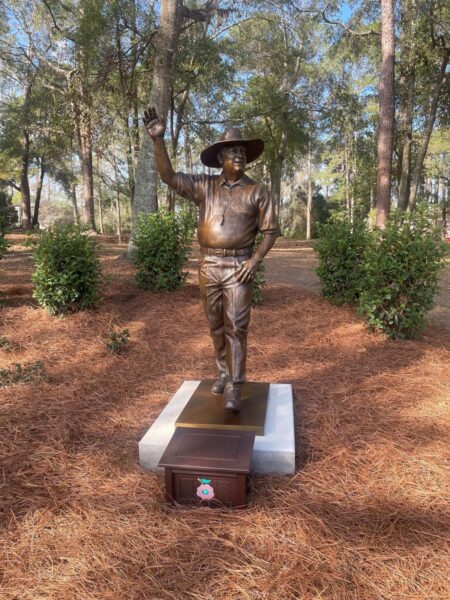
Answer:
[{"xmin": 159, "ymin": 427, "xmax": 255, "ymax": 508}]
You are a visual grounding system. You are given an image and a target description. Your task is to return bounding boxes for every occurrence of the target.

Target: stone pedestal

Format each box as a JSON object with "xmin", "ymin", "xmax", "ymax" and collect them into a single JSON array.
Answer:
[{"xmin": 139, "ymin": 381, "xmax": 295, "ymax": 475}]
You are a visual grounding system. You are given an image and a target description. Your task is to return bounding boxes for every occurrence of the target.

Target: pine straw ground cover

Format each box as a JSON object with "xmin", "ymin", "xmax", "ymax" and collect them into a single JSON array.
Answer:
[{"xmin": 0, "ymin": 235, "xmax": 449, "ymax": 600}]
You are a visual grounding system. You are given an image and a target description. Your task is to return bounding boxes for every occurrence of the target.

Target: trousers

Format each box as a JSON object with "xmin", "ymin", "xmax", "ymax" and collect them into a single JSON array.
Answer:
[{"xmin": 198, "ymin": 255, "xmax": 253, "ymax": 384}]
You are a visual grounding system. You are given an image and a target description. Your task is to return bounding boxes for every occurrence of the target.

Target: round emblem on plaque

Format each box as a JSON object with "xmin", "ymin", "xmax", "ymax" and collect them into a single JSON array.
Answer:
[{"xmin": 196, "ymin": 478, "xmax": 214, "ymax": 500}]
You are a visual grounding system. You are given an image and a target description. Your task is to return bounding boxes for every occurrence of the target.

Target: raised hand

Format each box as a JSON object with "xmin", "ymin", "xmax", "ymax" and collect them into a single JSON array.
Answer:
[{"xmin": 143, "ymin": 106, "xmax": 166, "ymax": 139}]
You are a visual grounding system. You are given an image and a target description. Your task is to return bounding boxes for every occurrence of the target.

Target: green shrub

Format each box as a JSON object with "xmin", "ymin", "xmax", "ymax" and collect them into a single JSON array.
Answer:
[
  {"xmin": 105, "ymin": 328, "xmax": 130, "ymax": 354},
  {"xmin": 359, "ymin": 210, "xmax": 446, "ymax": 339},
  {"xmin": 252, "ymin": 261, "xmax": 266, "ymax": 306},
  {"xmin": 315, "ymin": 212, "xmax": 369, "ymax": 305},
  {"xmin": 132, "ymin": 209, "xmax": 195, "ymax": 291},
  {"xmin": 252, "ymin": 233, "xmax": 266, "ymax": 306},
  {"xmin": 32, "ymin": 224, "xmax": 101, "ymax": 315}
]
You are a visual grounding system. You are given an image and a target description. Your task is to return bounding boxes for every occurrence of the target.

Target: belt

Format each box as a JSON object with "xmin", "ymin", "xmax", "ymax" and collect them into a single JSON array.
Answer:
[{"xmin": 200, "ymin": 246, "xmax": 252, "ymax": 257}]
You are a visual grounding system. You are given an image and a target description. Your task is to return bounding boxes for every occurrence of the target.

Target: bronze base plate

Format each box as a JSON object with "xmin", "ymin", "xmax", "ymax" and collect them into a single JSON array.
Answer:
[{"xmin": 175, "ymin": 381, "xmax": 270, "ymax": 436}]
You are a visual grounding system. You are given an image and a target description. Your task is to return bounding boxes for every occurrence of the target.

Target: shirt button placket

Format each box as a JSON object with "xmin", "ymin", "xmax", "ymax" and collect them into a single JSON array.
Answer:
[{"xmin": 222, "ymin": 187, "xmax": 231, "ymax": 224}]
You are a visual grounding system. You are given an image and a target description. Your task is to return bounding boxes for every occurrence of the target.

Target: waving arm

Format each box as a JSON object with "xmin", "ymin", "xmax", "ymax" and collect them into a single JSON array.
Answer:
[{"xmin": 143, "ymin": 106, "xmax": 178, "ymax": 189}]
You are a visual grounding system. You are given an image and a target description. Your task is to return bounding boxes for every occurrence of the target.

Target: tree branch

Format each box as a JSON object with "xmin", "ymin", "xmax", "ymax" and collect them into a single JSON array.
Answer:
[
  {"xmin": 321, "ymin": 3, "xmax": 380, "ymax": 37},
  {"xmin": 2, "ymin": 179, "xmax": 21, "ymax": 192},
  {"xmin": 285, "ymin": 0, "xmax": 380, "ymax": 37},
  {"xmin": 40, "ymin": 0, "xmax": 61, "ymax": 31}
]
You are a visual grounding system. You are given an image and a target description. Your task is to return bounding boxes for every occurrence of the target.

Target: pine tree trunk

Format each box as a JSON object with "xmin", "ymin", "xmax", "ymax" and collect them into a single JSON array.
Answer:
[
  {"xmin": 270, "ymin": 166, "xmax": 282, "ymax": 218},
  {"xmin": 344, "ymin": 142, "xmax": 351, "ymax": 218},
  {"xmin": 115, "ymin": 14, "xmax": 137, "ymax": 205},
  {"xmin": 375, "ymin": 0, "xmax": 395, "ymax": 228},
  {"xmin": 116, "ymin": 190, "xmax": 122, "ymax": 243},
  {"xmin": 97, "ymin": 186, "xmax": 104, "ymax": 235},
  {"xmin": 130, "ymin": 0, "xmax": 140, "ymax": 168},
  {"xmin": 70, "ymin": 54, "xmax": 96, "ymax": 232},
  {"xmin": 70, "ymin": 185, "xmax": 80, "ymax": 225},
  {"xmin": 270, "ymin": 126, "xmax": 288, "ymax": 218},
  {"xmin": 20, "ymin": 82, "xmax": 32, "ymax": 228},
  {"xmin": 397, "ymin": 0, "xmax": 415, "ymax": 211},
  {"xmin": 20, "ymin": 130, "xmax": 31, "ymax": 228},
  {"xmin": 123, "ymin": 114, "xmax": 135, "ymax": 201},
  {"xmin": 442, "ymin": 180, "xmax": 448, "ymax": 238},
  {"xmin": 130, "ymin": 0, "xmax": 183, "ymax": 245},
  {"xmin": 407, "ymin": 49, "xmax": 449, "ymax": 211},
  {"xmin": 96, "ymin": 155, "xmax": 104, "ymax": 234},
  {"xmin": 272, "ymin": 29, "xmax": 290, "ymax": 221},
  {"xmin": 426, "ymin": 177, "xmax": 432, "ymax": 201},
  {"xmin": 184, "ymin": 126, "xmax": 192, "ymax": 171},
  {"xmin": 79, "ymin": 112, "xmax": 95, "ymax": 229},
  {"xmin": 32, "ymin": 157, "xmax": 46, "ymax": 227},
  {"xmin": 397, "ymin": 77, "xmax": 414, "ymax": 210},
  {"xmin": 306, "ymin": 144, "xmax": 313, "ymax": 240},
  {"xmin": 132, "ymin": 103, "xmax": 140, "ymax": 166},
  {"xmin": 113, "ymin": 155, "xmax": 123, "ymax": 243}
]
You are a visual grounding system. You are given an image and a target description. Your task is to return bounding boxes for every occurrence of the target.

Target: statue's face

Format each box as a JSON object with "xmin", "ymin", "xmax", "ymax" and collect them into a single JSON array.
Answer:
[{"xmin": 219, "ymin": 145, "xmax": 247, "ymax": 177}]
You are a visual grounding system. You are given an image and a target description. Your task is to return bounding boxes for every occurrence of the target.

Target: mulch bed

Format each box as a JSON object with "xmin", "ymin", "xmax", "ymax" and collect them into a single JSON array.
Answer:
[{"xmin": 0, "ymin": 236, "xmax": 449, "ymax": 599}]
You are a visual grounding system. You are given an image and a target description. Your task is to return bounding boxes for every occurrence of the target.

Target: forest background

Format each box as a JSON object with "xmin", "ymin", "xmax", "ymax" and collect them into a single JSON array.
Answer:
[{"xmin": 0, "ymin": 0, "xmax": 448, "ymax": 239}]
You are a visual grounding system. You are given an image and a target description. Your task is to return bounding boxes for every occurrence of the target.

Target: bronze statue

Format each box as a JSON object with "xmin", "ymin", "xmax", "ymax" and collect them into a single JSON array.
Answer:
[{"xmin": 144, "ymin": 107, "xmax": 280, "ymax": 413}]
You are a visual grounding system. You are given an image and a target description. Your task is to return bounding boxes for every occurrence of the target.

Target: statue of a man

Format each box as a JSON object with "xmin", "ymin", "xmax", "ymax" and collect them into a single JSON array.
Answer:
[{"xmin": 144, "ymin": 107, "xmax": 280, "ymax": 413}]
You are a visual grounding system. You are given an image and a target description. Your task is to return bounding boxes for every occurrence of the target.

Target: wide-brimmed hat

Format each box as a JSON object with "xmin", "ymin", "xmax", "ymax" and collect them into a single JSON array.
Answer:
[{"xmin": 200, "ymin": 127, "xmax": 264, "ymax": 168}]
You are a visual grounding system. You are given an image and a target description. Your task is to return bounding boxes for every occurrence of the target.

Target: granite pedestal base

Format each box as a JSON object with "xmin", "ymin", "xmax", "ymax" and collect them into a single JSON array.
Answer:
[{"xmin": 138, "ymin": 381, "xmax": 295, "ymax": 475}]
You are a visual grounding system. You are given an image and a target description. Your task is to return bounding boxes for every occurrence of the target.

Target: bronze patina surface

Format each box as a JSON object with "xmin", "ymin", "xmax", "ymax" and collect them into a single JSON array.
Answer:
[
  {"xmin": 176, "ymin": 381, "xmax": 269, "ymax": 435},
  {"xmin": 144, "ymin": 106, "xmax": 280, "ymax": 413}
]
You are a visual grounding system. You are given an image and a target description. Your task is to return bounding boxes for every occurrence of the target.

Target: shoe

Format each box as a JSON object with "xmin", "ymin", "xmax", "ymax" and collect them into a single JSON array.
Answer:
[
  {"xmin": 211, "ymin": 373, "xmax": 227, "ymax": 395},
  {"xmin": 224, "ymin": 382, "xmax": 241, "ymax": 413}
]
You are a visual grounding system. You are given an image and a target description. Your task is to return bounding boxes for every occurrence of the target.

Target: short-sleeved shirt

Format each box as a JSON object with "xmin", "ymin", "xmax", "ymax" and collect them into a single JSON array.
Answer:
[{"xmin": 173, "ymin": 172, "xmax": 281, "ymax": 249}]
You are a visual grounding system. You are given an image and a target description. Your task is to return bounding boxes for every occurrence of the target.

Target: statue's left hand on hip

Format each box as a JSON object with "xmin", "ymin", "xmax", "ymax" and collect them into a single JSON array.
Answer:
[{"xmin": 236, "ymin": 255, "xmax": 261, "ymax": 283}]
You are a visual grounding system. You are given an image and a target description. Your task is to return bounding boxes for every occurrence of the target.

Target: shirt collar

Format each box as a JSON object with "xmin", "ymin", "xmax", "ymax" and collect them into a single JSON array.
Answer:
[{"xmin": 218, "ymin": 173, "xmax": 249, "ymax": 188}]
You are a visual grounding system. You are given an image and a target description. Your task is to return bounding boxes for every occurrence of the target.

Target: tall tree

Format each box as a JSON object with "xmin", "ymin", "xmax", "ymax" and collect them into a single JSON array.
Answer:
[
  {"xmin": 131, "ymin": 0, "xmax": 183, "ymax": 234},
  {"xmin": 107, "ymin": 0, "xmax": 156, "ymax": 205},
  {"xmin": 306, "ymin": 140, "xmax": 313, "ymax": 240},
  {"xmin": 407, "ymin": 46, "xmax": 449, "ymax": 211},
  {"xmin": 375, "ymin": 0, "xmax": 395, "ymax": 228},
  {"xmin": 0, "ymin": 1, "xmax": 42, "ymax": 228},
  {"xmin": 397, "ymin": 0, "xmax": 416, "ymax": 210},
  {"xmin": 229, "ymin": 12, "xmax": 310, "ymax": 221},
  {"xmin": 19, "ymin": 78, "xmax": 33, "ymax": 227},
  {"xmin": 71, "ymin": 67, "xmax": 95, "ymax": 229},
  {"xmin": 130, "ymin": 0, "xmax": 223, "ymax": 244}
]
